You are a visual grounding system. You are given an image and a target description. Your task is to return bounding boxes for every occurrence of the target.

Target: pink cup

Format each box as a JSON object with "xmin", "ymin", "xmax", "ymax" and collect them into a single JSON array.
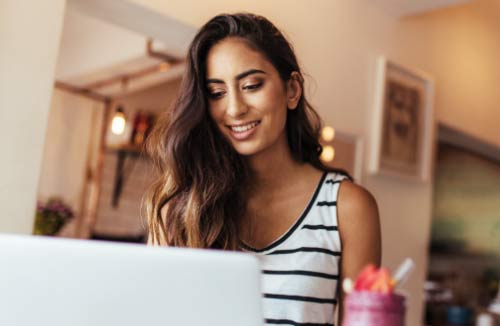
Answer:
[{"xmin": 343, "ymin": 291, "xmax": 406, "ymax": 326}]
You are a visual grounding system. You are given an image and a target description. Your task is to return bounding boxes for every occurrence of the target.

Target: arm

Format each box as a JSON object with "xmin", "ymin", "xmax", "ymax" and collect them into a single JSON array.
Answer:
[{"xmin": 336, "ymin": 180, "xmax": 382, "ymax": 324}]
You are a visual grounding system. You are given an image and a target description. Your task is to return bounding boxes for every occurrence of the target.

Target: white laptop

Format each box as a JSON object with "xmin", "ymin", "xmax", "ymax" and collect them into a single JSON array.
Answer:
[{"xmin": 0, "ymin": 233, "xmax": 263, "ymax": 326}]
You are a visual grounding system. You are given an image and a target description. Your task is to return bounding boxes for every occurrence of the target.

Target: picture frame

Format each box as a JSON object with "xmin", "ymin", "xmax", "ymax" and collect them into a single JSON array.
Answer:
[
  {"xmin": 320, "ymin": 130, "xmax": 364, "ymax": 183},
  {"xmin": 369, "ymin": 56, "xmax": 435, "ymax": 182}
]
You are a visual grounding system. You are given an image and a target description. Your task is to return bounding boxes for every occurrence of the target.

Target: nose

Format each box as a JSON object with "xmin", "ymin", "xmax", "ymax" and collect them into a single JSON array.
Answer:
[{"xmin": 226, "ymin": 89, "xmax": 249, "ymax": 118}]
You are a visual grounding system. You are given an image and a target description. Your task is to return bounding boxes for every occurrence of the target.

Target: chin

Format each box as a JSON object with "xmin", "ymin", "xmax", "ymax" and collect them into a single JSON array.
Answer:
[
  {"xmin": 227, "ymin": 136, "xmax": 268, "ymax": 156},
  {"xmin": 227, "ymin": 132, "xmax": 284, "ymax": 158},
  {"xmin": 232, "ymin": 144, "xmax": 263, "ymax": 157}
]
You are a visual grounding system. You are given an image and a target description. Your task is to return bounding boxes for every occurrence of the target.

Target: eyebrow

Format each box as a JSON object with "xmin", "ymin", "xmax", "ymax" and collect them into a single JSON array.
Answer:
[{"xmin": 206, "ymin": 69, "xmax": 266, "ymax": 85}]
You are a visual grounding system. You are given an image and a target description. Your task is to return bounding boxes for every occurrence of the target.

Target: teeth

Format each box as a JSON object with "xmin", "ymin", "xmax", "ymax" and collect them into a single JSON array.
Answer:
[{"xmin": 230, "ymin": 121, "xmax": 260, "ymax": 133}]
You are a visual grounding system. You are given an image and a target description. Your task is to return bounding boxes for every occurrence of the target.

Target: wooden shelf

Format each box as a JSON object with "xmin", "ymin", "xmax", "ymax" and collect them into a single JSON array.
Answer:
[{"xmin": 106, "ymin": 143, "xmax": 144, "ymax": 155}]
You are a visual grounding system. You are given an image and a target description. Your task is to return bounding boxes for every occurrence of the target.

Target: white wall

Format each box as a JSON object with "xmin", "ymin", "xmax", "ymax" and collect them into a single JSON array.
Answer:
[
  {"xmin": 57, "ymin": 6, "xmax": 158, "ymax": 82},
  {"xmin": 373, "ymin": 0, "xmax": 473, "ymax": 16},
  {"xmin": 0, "ymin": 0, "xmax": 66, "ymax": 234}
]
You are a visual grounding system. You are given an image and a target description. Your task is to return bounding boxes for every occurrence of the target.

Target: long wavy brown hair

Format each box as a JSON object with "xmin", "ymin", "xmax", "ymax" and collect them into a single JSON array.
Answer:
[{"xmin": 145, "ymin": 12, "xmax": 349, "ymax": 249}]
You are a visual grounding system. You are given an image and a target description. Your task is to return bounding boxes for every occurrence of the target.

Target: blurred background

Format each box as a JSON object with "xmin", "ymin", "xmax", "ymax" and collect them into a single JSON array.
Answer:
[{"xmin": 1, "ymin": 0, "xmax": 499, "ymax": 325}]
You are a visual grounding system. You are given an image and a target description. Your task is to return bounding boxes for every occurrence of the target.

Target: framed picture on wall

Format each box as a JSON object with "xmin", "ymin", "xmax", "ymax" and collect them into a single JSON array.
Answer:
[{"xmin": 368, "ymin": 56, "xmax": 435, "ymax": 182}]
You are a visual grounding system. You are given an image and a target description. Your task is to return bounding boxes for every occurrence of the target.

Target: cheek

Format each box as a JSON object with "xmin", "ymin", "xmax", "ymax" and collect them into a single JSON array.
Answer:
[
  {"xmin": 250, "ymin": 84, "xmax": 287, "ymax": 115},
  {"xmin": 261, "ymin": 89, "xmax": 288, "ymax": 122}
]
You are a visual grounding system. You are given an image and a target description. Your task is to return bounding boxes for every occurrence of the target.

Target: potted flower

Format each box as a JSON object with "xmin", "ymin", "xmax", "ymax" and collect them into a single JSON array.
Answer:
[{"xmin": 34, "ymin": 198, "xmax": 74, "ymax": 236}]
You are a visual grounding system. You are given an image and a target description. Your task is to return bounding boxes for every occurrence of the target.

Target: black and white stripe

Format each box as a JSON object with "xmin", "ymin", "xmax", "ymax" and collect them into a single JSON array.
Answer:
[
  {"xmin": 267, "ymin": 247, "xmax": 340, "ymax": 256},
  {"xmin": 316, "ymin": 201, "xmax": 337, "ymax": 207},
  {"xmin": 302, "ymin": 224, "xmax": 338, "ymax": 231},
  {"xmin": 265, "ymin": 319, "xmax": 335, "ymax": 326},
  {"xmin": 264, "ymin": 293, "xmax": 338, "ymax": 305},
  {"xmin": 263, "ymin": 269, "xmax": 339, "ymax": 280}
]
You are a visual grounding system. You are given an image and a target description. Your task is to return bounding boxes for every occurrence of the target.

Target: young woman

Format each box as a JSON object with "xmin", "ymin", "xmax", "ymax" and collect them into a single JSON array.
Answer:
[{"xmin": 145, "ymin": 12, "xmax": 381, "ymax": 326}]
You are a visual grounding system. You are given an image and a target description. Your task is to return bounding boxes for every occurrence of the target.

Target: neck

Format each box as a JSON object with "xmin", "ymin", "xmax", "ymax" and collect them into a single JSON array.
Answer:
[{"xmin": 246, "ymin": 134, "xmax": 302, "ymax": 195}]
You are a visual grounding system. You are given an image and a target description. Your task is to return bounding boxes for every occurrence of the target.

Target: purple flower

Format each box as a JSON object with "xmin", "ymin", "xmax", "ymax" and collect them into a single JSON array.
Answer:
[{"xmin": 36, "ymin": 198, "xmax": 74, "ymax": 220}]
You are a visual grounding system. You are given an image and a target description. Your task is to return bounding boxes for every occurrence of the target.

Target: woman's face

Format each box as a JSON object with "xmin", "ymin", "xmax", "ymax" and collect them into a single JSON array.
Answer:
[{"xmin": 205, "ymin": 37, "xmax": 301, "ymax": 157}]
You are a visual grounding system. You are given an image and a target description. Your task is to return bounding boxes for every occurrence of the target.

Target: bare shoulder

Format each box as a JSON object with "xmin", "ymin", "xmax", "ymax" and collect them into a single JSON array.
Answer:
[
  {"xmin": 337, "ymin": 180, "xmax": 381, "ymax": 271},
  {"xmin": 337, "ymin": 180, "xmax": 379, "ymax": 223}
]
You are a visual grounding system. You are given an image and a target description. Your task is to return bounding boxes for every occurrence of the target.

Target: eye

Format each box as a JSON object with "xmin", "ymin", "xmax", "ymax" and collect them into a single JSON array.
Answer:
[
  {"xmin": 208, "ymin": 90, "xmax": 225, "ymax": 100},
  {"xmin": 243, "ymin": 82, "xmax": 263, "ymax": 91}
]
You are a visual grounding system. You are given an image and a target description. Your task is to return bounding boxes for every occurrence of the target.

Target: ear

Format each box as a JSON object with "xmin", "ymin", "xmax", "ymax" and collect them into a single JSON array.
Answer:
[{"xmin": 286, "ymin": 71, "xmax": 303, "ymax": 110}]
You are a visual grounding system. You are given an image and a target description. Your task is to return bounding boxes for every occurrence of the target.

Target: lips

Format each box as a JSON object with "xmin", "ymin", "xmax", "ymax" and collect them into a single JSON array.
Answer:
[
  {"xmin": 227, "ymin": 120, "xmax": 261, "ymax": 133},
  {"xmin": 226, "ymin": 120, "xmax": 261, "ymax": 141}
]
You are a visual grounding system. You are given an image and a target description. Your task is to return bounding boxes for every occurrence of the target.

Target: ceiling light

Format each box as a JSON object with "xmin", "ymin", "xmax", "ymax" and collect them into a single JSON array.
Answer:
[{"xmin": 111, "ymin": 107, "xmax": 126, "ymax": 135}]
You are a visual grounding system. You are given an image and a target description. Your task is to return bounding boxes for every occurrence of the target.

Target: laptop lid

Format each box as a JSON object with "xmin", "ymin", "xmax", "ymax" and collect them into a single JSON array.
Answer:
[{"xmin": 0, "ymin": 233, "xmax": 263, "ymax": 326}]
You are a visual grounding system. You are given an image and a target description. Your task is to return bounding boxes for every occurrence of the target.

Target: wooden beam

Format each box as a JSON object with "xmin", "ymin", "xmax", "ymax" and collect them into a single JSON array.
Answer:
[
  {"xmin": 54, "ymin": 81, "xmax": 110, "ymax": 102},
  {"xmin": 81, "ymin": 100, "xmax": 112, "ymax": 239},
  {"xmin": 80, "ymin": 64, "xmax": 160, "ymax": 90},
  {"xmin": 79, "ymin": 61, "xmax": 184, "ymax": 90},
  {"xmin": 146, "ymin": 39, "xmax": 183, "ymax": 64}
]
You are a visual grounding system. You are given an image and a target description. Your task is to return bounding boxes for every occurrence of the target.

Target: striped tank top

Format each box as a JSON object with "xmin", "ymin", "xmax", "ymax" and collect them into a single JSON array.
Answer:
[{"xmin": 241, "ymin": 171, "xmax": 349, "ymax": 326}]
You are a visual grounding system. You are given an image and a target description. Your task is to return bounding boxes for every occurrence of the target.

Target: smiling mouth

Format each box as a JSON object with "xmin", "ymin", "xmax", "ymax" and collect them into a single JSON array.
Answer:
[{"xmin": 227, "ymin": 120, "xmax": 261, "ymax": 133}]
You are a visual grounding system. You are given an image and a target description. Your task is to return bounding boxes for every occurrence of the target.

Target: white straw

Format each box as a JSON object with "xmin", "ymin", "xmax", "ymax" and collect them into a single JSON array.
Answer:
[
  {"xmin": 342, "ymin": 278, "xmax": 354, "ymax": 293},
  {"xmin": 392, "ymin": 258, "xmax": 415, "ymax": 288}
]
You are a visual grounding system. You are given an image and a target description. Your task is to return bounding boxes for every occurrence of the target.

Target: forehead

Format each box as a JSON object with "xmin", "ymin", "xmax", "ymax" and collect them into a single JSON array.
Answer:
[{"xmin": 205, "ymin": 37, "xmax": 274, "ymax": 79}]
